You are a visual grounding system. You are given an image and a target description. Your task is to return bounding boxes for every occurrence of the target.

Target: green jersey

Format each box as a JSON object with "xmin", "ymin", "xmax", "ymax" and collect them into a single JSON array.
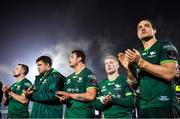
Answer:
[
  {"xmin": 139, "ymin": 40, "xmax": 178, "ymax": 109},
  {"xmin": 64, "ymin": 67, "xmax": 97, "ymax": 118},
  {"xmin": 30, "ymin": 68, "xmax": 65, "ymax": 118},
  {"xmin": 94, "ymin": 76, "xmax": 133, "ymax": 118},
  {"xmin": 7, "ymin": 78, "xmax": 32, "ymax": 118}
]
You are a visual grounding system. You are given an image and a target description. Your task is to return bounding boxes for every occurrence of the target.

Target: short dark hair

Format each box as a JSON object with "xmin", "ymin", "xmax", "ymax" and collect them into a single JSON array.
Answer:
[
  {"xmin": 36, "ymin": 55, "xmax": 52, "ymax": 67},
  {"xmin": 18, "ymin": 64, "xmax": 29, "ymax": 76},
  {"xmin": 137, "ymin": 18, "xmax": 156, "ymax": 30},
  {"xmin": 72, "ymin": 50, "xmax": 86, "ymax": 64}
]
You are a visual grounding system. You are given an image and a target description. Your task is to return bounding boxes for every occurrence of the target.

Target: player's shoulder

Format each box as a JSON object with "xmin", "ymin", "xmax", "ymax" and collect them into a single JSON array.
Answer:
[
  {"xmin": 50, "ymin": 69, "xmax": 65, "ymax": 79},
  {"xmin": 158, "ymin": 40, "xmax": 177, "ymax": 51},
  {"xmin": 99, "ymin": 78, "xmax": 108, "ymax": 85}
]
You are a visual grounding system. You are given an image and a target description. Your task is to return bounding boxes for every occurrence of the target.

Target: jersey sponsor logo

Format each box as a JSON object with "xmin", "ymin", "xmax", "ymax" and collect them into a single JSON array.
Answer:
[
  {"xmin": 75, "ymin": 88, "xmax": 79, "ymax": 92},
  {"xmin": 67, "ymin": 88, "xmax": 75, "ymax": 92},
  {"xmin": 88, "ymin": 74, "xmax": 96, "ymax": 80},
  {"xmin": 24, "ymin": 82, "xmax": 32, "ymax": 90},
  {"xmin": 167, "ymin": 50, "xmax": 177, "ymax": 60},
  {"xmin": 112, "ymin": 94, "xmax": 121, "ymax": 99},
  {"xmin": 163, "ymin": 44, "xmax": 172, "ymax": 49},
  {"xmin": 158, "ymin": 96, "xmax": 169, "ymax": 101},
  {"xmin": 90, "ymin": 79, "xmax": 97, "ymax": 86}
]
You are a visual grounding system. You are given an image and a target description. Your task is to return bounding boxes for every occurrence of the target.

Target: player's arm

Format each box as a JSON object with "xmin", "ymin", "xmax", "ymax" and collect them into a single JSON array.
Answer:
[
  {"xmin": 2, "ymin": 95, "xmax": 9, "ymax": 106},
  {"xmin": 8, "ymin": 91, "xmax": 29, "ymax": 104},
  {"xmin": 56, "ymin": 87, "xmax": 97, "ymax": 101},
  {"xmin": 118, "ymin": 52, "xmax": 137, "ymax": 86},
  {"xmin": 125, "ymin": 48, "xmax": 178, "ymax": 82},
  {"xmin": 111, "ymin": 90, "xmax": 134, "ymax": 108},
  {"xmin": 138, "ymin": 59, "xmax": 176, "ymax": 81},
  {"xmin": 2, "ymin": 85, "xmax": 10, "ymax": 106}
]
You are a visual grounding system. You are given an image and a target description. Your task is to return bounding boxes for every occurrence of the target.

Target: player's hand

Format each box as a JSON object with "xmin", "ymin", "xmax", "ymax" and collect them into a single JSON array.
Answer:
[
  {"xmin": 100, "ymin": 93, "xmax": 112, "ymax": 106},
  {"xmin": 56, "ymin": 91, "xmax": 69, "ymax": 97},
  {"xmin": 118, "ymin": 52, "xmax": 130, "ymax": 70},
  {"xmin": 125, "ymin": 48, "xmax": 141, "ymax": 64},
  {"xmin": 55, "ymin": 94, "xmax": 69, "ymax": 103},
  {"xmin": 2, "ymin": 85, "xmax": 10, "ymax": 93},
  {"xmin": 22, "ymin": 86, "xmax": 34, "ymax": 97}
]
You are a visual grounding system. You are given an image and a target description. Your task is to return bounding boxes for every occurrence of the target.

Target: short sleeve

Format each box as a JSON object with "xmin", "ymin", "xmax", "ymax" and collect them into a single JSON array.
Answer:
[
  {"xmin": 86, "ymin": 72, "xmax": 97, "ymax": 90},
  {"xmin": 160, "ymin": 41, "xmax": 178, "ymax": 64}
]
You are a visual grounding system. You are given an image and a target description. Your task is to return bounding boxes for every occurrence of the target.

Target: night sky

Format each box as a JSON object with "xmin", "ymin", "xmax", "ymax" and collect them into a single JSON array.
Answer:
[{"xmin": 0, "ymin": 0, "xmax": 180, "ymax": 86}]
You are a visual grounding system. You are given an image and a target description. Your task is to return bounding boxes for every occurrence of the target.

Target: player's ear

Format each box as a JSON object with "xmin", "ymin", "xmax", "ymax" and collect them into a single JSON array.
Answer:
[
  {"xmin": 153, "ymin": 29, "xmax": 156, "ymax": 34},
  {"xmin": 77, "ymin": 57, "xmax": 82, "ymax": 62}
]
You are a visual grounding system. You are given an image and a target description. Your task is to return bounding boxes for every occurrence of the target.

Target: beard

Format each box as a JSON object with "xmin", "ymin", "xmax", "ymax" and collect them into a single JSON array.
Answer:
[{"xmin": 141, "ymin": 35, "xmax": 153, "ymax": 42}]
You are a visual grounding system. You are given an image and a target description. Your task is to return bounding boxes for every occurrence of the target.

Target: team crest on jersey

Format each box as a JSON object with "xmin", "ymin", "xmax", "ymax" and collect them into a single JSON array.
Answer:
[
  {"xmin": 42, "ymin": 79, "xmax": 47, "ymax": 84},
  {"xmin": 148, "ymin": 51, "xmax": 156, "ymax": 58},
  {"xmin": 77, "ymin": 77, "xmax": 83, "ymax": 82},
  {"xmin": 101, "ymin": 86, "xmax": 107, "ymax": 92},
  {"xmin": 67, "ymin": 79, "xmax": 71, "ymax": 84},
  {"xmin": 114, "ymin": 84, "xmax": 121, "ymax": 90}
]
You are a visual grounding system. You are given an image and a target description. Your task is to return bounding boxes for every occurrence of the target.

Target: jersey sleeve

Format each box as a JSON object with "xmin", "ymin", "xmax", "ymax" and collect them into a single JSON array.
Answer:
[
  {"xmin": 160, "ymin": 41, "xmax": 179, "ymax": 64},
  {"xmin": 22, "ymin": 81, "xmax": 32, "ymax": 91},
  {"xmin": 111, "ymin": 78, "xmax": 134, "ymax": 108},
  {"xmin": 85, "ymin": 71, "xmax": 98, "ymax": 90},
  {"xmin": 93, "ymin": 83, "xmax": 105, "ymax": 111}
]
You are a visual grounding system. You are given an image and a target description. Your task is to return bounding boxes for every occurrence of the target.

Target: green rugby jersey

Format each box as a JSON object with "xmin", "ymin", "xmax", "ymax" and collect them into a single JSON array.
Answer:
[
  {"xmin": 94, "ymin": 76, "xmax": 134, "ymax": 118},
  {"xmin": 7, "ymin": 78, "xmax": 32, "ymax": 118},
  {"xmin": 64, "ymin": 67, "xmax": 97, "ymax": 118},
  {"xmin": 139, "ymin": 40, "xmax": 178, "ymax": 109}
]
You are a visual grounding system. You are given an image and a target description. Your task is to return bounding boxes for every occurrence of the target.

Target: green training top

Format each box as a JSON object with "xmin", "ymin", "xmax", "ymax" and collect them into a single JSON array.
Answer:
[
  {"xmin": 94, "ymin": 75, "xmax": 134, "ymax": 118},
  {"xmin": 7, "ymin": 78, "xmax": 32, "ymax": 118},
  {"xmin": 139, "ymin": 40, "xmax": 178, "ymax": 109},
  {"xmin": 64, "ymin": 67, "xmax": 97, "ymax": 118},
  {"xmin": 30, "ymin": 68, "xmax": 65, "ymax": 118}
]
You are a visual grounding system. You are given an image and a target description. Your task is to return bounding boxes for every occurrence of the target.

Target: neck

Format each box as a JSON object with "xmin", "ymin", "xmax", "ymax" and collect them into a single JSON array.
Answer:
[
  {"xmin": 74, "ymin": 63, "xmax": 85, "ymax": 74},
  {"xmin": 142, "ymin": 38, "xmax": 157, "ymax": 49},
  {"xmin": 108, "ymin": 71, "xmax": 119, "ymax": 81},
  {"xmin": 16, "ymin": 75, "xmax": 25, "ymax": 82}
]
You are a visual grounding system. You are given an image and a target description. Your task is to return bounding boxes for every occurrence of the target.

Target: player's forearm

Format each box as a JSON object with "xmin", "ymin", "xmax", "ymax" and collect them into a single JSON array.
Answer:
[
  {"xmin": 138, "ymin": 59, "xmax": 176, "ymax": 81},
  {"xmin": 69, "ymin": 92, "xmax": 96, "ymax": 101},
  {"xmin": 111, "ymin": 96, "xmax": 134, "ymax": 108},
  {"xmin": 8, "ymin": 91, "xmax": 29, "ymax": 104}
]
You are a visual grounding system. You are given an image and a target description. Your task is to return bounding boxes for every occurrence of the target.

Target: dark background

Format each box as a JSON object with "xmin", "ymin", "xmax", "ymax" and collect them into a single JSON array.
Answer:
[{"xmin": 0, "ymin": 0, "xmax": 179, "ymax": 85}]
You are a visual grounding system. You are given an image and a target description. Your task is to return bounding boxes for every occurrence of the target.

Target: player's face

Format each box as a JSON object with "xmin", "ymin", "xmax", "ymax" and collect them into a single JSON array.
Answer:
[
  {"xmin": 36, "ymin": 61, "xmax": 49, "ymax": 74},
  {"xmin": 13, "ymin": 65, "xmax": 24, "ymax": 77},
  {"xmin": 69, "ymin": 53, "xmax": 79, "ymax": 68},
  {"xmin": 137, "ymin": 20, "xmax": 156, "ymax": 41},
  {"xmin": 105, "ymin": 58, "xmax": 119, "ymax": 75}
]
